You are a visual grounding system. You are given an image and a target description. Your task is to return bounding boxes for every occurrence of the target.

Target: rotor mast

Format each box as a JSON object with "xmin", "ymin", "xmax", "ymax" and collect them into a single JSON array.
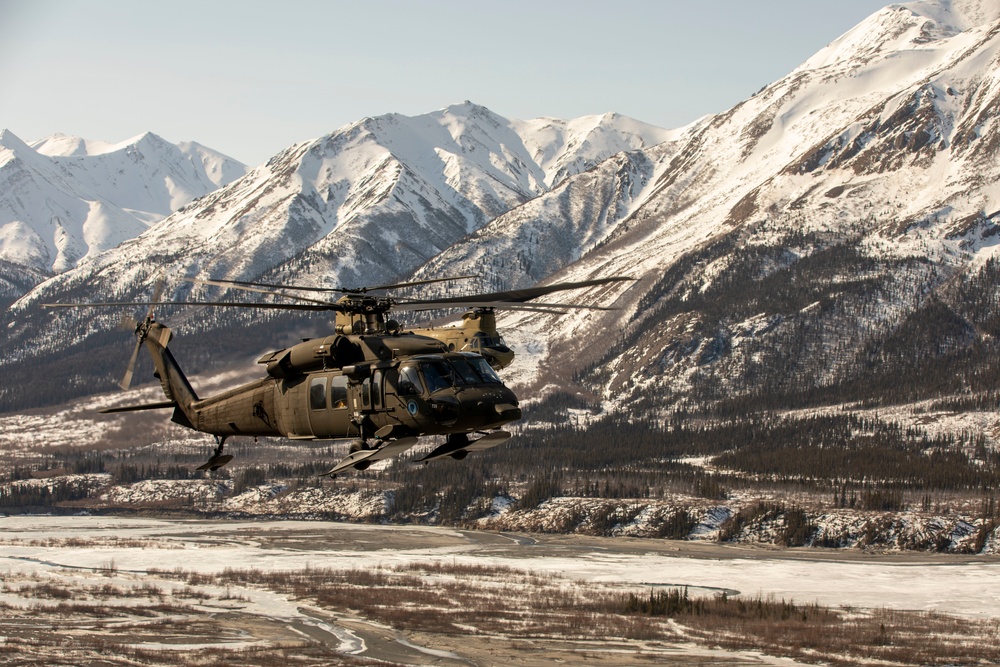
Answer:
[{"xmin": 334, "ymin": 295, "xmax": 398, "ymax": 335}]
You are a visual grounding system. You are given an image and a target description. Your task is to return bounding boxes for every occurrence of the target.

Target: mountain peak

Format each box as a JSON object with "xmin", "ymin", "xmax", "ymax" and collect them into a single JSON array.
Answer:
[
  {"xmin": 30, "ymin": 131, "xmax": 171, "ymax": 158},
  {"xmin": 441, "ymin": 100, "xmax": 493, "ymax": 117},
  {"xmin": 797, "ymin": 0, "xmax": 993, "ymax": 73},
  {"xmin": 30, "ymin": 133, "xmax": 115, "ymax": 157},
  {"xmin": 0, "ymin": 128, "xmax": 32, "ymax": 154},
  {"xmin": 432, "ymin": 101, "xmax": 506, "ymax": 129},
  {"xmin": 0, "ymin": 130, "xmax": 248, "ymax": 275},
  {"xmin": 114, "ymin": 131, "xmax": 170, "ymax": 154}
]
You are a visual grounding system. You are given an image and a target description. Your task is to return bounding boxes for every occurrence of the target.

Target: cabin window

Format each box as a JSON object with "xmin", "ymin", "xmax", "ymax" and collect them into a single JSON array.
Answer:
[
  {"xmin": 331, "ymin": 376, "xmax": 348, "ymax": 409},
  {"xmin": 372, "ymin": 370, "xmax": 382, "ymax": 408},
  {"xmin": 475, "ymin": 332, "xmax": 507, "ymax": 348},
  {"xmin": 309, "ymin": 377, "xmax": 327, "ymax": 410},
  {"xmin": 361, "ymin": 378, "xmax": 371, "ymax": 408},
  {"xmin": 398, "ymin": 365, "xmax": 423, "ymax": 395}
]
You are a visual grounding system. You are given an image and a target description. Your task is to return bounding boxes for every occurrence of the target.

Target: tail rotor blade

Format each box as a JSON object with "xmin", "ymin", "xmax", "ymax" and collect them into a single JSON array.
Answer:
[
  {"xmin": 120, "ymin": 338, "xmax": 142, "ymax": 390},
  {"xmin": 118, "ymin": 313, "xmax": 138, "ymax": 331},
  {"xmin": 120, "ymin": 277, "xmax": 165, "ymax": 390}
]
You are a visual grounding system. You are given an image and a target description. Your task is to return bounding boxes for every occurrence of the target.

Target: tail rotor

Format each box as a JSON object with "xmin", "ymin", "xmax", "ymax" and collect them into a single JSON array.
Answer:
[{"xmin": 119, "ymin": 278, "xmax": 165, "ymax": 390}]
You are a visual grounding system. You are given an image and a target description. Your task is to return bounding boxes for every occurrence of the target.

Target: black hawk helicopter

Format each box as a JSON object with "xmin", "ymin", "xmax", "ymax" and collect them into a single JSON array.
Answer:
[{"xmin": 43, "ymin": 275, "xmax": 631, "ymax": 476}]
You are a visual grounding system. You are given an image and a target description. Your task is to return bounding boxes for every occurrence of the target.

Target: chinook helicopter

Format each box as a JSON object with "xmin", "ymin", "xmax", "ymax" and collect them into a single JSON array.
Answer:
[
  {"xmin": 43, "ymin": 275, "xmax": 630, "ymax": 476},
  {"xmin": 411, "ymin": 308, "xmax": 512, "ymax": 369}
]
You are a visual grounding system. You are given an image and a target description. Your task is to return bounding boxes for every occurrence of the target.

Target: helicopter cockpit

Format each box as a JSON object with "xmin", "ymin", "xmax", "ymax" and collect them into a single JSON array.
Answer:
[
  {"xmin": 463, "ymin": 331, "xmax": 514, "ymax": 370},
  {"xmin": 397, "ymin": 352, "xmax": 503, "ymax": 396},
  {"xmin": 468, "ymin": 331, "xmax": 508, "ymax": 351}
]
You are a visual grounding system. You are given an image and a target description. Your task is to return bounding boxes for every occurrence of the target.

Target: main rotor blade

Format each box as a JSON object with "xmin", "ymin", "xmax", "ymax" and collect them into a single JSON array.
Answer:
[
  {"xmin": 353, "ymin": 275, "xmax": 481, "ymax": 292},
  {"xmin": 42, "ymin": 301, "xmax": 341, "ymax": 312},
  {"xmin": 397, "ymin": 276, "xmax": 635, "ymax": 307},
  {"xmin": 188, "ymin": 274, "xmax": 480, "ymax": 294},
  {"xmin": 148, "ymin": 276, "xmax": 165, "ymax": 315},
  {"xmin": 393, "ymin": 300, "xmax": 618, "ymax": 312},
  {"xmin": 183, "ymin": 278, "xmax": 338, "ymax": 307}
]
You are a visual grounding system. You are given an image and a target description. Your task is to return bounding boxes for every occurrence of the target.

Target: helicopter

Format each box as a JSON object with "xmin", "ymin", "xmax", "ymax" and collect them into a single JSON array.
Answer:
[
  {"xmin": 43, "ymin": 275, "xmax": 632, "ymax": 476},
  {"xmin": 411, "ymin": 308, "xmax": 512, "ymax": 369}
]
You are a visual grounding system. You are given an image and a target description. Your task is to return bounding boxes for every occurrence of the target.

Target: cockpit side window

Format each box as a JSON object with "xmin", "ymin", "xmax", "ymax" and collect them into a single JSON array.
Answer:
[
  {"xmin": 474, "ymin": 332, "xmax": 506, "ymax": 348},
  {"xmin": 398, "ymin": 365, "xmax": 424, "ymax": 396},
  {"xmin": 309, "ymin": 377, "xmax": 327, "ymax": 410},
  {"xmin": 331, "ymin": 376, "xmax": 348, "ymax": 409}
]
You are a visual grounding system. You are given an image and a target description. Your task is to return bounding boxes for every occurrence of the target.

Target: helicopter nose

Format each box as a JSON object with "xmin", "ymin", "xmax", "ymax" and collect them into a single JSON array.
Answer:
[
  {"xmin": 456, "ymin": 388, "xmax": 521, "ymax": 428},
  {"xmin": 429, "ymin": 395, "xmax": 460, "ymax": 425}
]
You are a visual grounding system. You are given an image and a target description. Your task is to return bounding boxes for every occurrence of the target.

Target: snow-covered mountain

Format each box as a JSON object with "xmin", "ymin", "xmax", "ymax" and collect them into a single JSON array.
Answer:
[
  {"xmin": 0, "ymin": 130, "xmax": 247, "ymax": 275},
  {"xmin": 24, "ymin": 102, "xmax": 670, "ymax": 290},
  {"xmin": 430, "ymin": 0, "xmax": 1000, "ymax": 287},
  {"xmin": 0, "ymin": 103, "xmax": 672, "ymax": 410},
  {"xmin": 411, "ymin": 0, "xmax": 1000, "ymax": 412},
  {"xmin": 5, "ymin": 0, "xmax": 1000, "ymax": 420}
]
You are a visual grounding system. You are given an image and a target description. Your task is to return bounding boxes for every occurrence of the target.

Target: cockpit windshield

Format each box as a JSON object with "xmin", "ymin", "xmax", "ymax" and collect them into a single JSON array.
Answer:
[
  {"xmin": 420, "ymin": 360, "xmax": 456, "ymax": 393},
  {"xmin": 449, "ymin": 357, "xmax": 482, "ymax": 384},
  {"xmin": 462, "ymin": 353, "xmax": 502, "ymax": 383},
  {"xmin": 470, "ymin": 332, "xmax": 508, "ymax": 350},
  {"xmin": 407, "ymin": 354, "xmax": 504, "ymax": 394}
]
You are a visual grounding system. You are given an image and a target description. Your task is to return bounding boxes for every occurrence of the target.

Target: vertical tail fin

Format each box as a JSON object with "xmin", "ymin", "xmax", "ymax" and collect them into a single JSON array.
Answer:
[{"xmin": 142, "ymin": 321, "xmax": 200, "ymax": 430}]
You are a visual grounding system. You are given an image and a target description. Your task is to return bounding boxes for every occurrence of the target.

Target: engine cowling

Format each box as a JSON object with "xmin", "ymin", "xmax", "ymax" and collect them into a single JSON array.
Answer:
[{"xmin": 257, "ymin": 335, "xmax": 363, "ymax": 378}]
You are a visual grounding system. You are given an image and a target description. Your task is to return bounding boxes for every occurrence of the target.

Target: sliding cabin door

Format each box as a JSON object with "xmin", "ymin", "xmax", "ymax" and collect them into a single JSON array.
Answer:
[{"xmin": 306, "ymin": 374, "xmax": 352, "ymax": 438}]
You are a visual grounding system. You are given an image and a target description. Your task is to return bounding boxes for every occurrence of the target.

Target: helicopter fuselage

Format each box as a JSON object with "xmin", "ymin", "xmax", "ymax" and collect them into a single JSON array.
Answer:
[
  {"xmin": 49, "ymin": 274, "xmax": 631, "ymax": 474},
  {"xmin": 157, "ymin": 329, "xmax": 521, "ymax": 444},
  {"xmin": 190, "ymin": 353, "xmax": 520, "ymax": 441}
]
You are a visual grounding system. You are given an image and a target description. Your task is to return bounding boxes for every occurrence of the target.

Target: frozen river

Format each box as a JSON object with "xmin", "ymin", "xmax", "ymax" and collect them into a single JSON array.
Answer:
[
  {"xmin": 3, "ymin": 514, "xmax": 998, "ymax": 615},
  {"xmin": 2, "ymin": 515, "xmax": 998, "ymax": 665}
]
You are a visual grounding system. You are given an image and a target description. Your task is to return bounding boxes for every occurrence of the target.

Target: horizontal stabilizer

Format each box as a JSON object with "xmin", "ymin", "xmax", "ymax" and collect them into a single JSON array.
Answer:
[
  {"xmin": 99, "ymin": 401, "xmax": 176, "ymax": 414},
  {"xmin": 321, "ymin": 437, "xmax": 418, "ymax": 476}
]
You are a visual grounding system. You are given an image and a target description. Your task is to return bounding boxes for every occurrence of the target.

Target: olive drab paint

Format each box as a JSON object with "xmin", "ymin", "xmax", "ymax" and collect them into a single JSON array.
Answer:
[{"xmin": 42, "ymin": 275, "xmax": 631, "ymax": 474}]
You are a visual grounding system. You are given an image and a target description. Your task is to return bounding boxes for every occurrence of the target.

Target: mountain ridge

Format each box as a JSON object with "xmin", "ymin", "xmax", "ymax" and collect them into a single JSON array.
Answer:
[
  {"xmin": 6, "ymin": 102, "xmax": 670, "ymax": 302},
  {"xmin": 405, "ymin": 0, "xmax": 1000, "ymax": 408}
]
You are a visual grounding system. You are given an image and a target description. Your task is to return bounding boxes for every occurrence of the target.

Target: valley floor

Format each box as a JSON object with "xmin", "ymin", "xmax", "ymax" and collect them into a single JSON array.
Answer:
[{"xmin": 1, "ymin": 515, "xmax": 998, "ymax": 665}]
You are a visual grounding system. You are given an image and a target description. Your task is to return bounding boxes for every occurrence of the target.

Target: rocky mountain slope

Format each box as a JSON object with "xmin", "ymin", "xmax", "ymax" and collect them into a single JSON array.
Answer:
[{"xmin": 414, "ymin": 0, "xmax": 1000, "ymax": 418}]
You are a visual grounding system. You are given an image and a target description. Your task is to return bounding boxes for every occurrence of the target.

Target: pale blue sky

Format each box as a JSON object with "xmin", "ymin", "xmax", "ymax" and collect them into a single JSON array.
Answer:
[{"xmin": 1, "ymin": 0, "xmax": 891, "ymax": 165}]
